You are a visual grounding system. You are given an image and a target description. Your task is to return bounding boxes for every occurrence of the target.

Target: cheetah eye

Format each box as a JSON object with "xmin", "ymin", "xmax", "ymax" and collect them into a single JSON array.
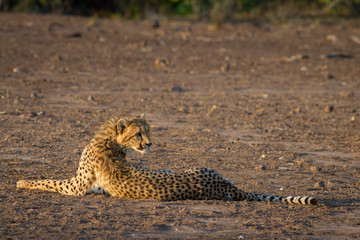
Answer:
[{"xmin": 135, "ymin": 132, "xmax": 142, "ymax": 139}]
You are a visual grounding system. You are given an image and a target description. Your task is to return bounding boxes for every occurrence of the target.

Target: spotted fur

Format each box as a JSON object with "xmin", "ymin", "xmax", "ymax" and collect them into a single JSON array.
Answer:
[{"xmin": 17, "ymin": 114, "xmax": 321, "ymax": 205}]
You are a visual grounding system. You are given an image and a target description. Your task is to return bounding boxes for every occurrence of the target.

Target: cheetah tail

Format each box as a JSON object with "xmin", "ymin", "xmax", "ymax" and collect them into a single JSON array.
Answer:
[
  {"xmin": 246, "ymin": 192, "xmax": 322, "ymax": 205},
  {"xmin": 280, "ymin": 195, "xmax": 322, "ymax": 205}
]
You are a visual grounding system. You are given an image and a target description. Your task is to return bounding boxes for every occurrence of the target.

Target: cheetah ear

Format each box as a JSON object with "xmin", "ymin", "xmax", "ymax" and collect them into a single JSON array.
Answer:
[
  {"xmin": 139, "ymin": 113, "xmax": 145, "ymax": 120},
  {"xmin": 116, "ymin": 118, "xmax": 129, "ymax": 134}
]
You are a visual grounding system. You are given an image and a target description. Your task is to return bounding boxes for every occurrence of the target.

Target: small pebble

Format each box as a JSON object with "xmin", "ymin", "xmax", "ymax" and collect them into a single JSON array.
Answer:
[
  {"xmin": 351, "ymin": 35, "xmax": 360, "ymax": 44},
  {"xmin": 289, "ymin": 107, "xmax": 301, "ymax": 114},
  {"xmin": 262, "ymin": 93, "xmax": 269, "ymax": 99},
  {"xmin": 98, "ymin": 36, "xmax": 106, "ymax": 43},
  {"xmin": 155, "ymin": 58, "xmax": 170, "ymax": 68},
  {"xmin": 282, "ymin": 54, "xmax": 302, "ymax": 62},
  {"xmin": 325, "ymin": 34, "xmax": 337, "ymax": 43},
  {"xmin": 141, "ymin": 46, "xmax": 153, "ymax": 53},
  {"xmin": 221, "ymin": 62, "xmax": 230, "ymax": 72},
  {"xmin": 170, "ymin": 86, "xmax": 183, "ymax": 92},
  {"xmin": 324, "ymin": 105, "xmax": 334, "ymax": 113},
  {"xmin": 19, "ymin": 112, "xmax": 37, "ymax": 118},
  {"xmin": 314, "ymin": 181, "xmax": 325, "ymax": 188},
  {"xmin": 310, "ymin": 166, "xmax": 322, "ymax": 172},
  {"xmin": 30, "ymin": 92, "xmax": 39, "ymax": 100},
  {"xmin": 300, "ymin": 66, "xmax": 308, "ymax": 71},
  {"xmin": 326, "ymin": 53, "xmax": 352, "ymax": 59},
  {"xmin": 88, "ymin": 95, "xmax": 95, "ymax": 102},
  {"xmin": 256, "ymin": 108, "xmax": 264, "ymax": 114},
  {"xmin": 254, "ymin": 164, "xmax": 266, "ymax": 170},
  {"xmin": 177, "ymin": 106, "xmax": 189, "ymax": 113},
  {"xmin": 152, "ymin": 19, "xmax": 160, "ymax": 28}
]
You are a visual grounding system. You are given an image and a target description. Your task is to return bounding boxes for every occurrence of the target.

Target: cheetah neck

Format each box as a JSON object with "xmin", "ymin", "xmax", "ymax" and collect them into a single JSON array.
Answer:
[
  {"xmin": 91, "ymin": 137, "xmax": 127, "ymax": 158},
  {"xmin": 90, "ymin": 118, "xmax": 128, "ymax": 159}
]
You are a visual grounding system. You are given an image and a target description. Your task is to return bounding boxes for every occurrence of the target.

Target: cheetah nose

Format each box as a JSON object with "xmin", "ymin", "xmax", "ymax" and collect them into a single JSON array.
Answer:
[{"xmin": 146, "ymin": 143, "xmax": 152, "ymax": 147}]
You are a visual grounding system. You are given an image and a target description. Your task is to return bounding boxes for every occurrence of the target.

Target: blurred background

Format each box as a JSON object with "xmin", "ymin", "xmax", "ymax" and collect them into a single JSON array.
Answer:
[{"xmin": 1, "ymin": 0, "xmax": 360, "ymax": 25}]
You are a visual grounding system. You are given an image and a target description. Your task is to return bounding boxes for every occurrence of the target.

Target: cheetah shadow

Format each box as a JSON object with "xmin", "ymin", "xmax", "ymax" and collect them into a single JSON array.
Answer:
[{"xmin": 322, "ymin": 198, "xmax": 360, "ymax": 208}]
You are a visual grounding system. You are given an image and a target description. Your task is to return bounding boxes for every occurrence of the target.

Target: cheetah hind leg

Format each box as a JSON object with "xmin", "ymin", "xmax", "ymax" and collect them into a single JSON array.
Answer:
[{"xmin": 86, "ymin": 185, "xmax": 107, "ymax": 195}]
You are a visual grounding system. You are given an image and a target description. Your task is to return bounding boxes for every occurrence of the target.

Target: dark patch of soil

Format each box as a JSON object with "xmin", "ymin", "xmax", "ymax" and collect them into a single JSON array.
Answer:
[{"xmin": 0, "ymin": 13, "xmax": 360, "ymax": 239}]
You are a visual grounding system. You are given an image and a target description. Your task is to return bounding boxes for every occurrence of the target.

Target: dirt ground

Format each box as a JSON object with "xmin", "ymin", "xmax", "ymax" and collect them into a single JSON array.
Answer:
[{"xmin": 0, "ymin": 13, "xmax": 360, "ymax": 239}]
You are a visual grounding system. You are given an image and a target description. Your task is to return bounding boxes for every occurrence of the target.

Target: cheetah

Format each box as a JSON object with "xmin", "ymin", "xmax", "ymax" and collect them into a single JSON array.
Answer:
[{"xmin": 17, "ymin": 114, "xmax": 321, "ymax": 205}]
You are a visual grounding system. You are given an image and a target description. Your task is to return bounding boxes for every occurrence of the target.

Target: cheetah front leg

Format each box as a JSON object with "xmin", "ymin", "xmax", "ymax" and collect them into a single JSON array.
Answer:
[{"xmin": 17, "ymin": 161, "xmax": 96, "ymax": 196}]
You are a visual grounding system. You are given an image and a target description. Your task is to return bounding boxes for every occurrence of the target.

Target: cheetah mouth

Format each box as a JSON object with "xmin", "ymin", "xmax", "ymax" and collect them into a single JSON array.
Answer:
[{"xmin": 132, "ymin": 146, "xmax": 151, "ymax": 154}]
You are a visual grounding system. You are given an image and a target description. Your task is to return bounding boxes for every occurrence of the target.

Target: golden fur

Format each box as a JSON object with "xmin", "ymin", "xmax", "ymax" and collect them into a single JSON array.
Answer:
[{"xmin": 17, "ymin": 114, "xmax": 320, "ymax": 205}]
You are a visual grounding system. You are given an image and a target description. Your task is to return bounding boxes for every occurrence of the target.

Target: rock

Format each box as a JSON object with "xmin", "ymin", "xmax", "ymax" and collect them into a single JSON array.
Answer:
[
  {"xmin": 254, "ymin": 164, "xmax": 266, "ymax": 170},
  {"xmin": 98, "ymin": 36, "xmax": 106, "ymax": 42},
  {"xmin": 221, "ymin": 62, "xmax": 230, "ymax": 72},
  {"xmin": 325, "ymin": 34, "xmax": 337, "ymax": 43},
  {"xmin": 314, "ymin": 181, "xmax": 325, "ymax": 188},
  {"xmin": 294, "ymin": 107, "xmax": 301, "ymax": 114},
  {"xmin": 290, "ymin": 107, "xmax": 301, "ymax": 114},
  {"xmin": 19, "ymin": 112, "xmax": 37, "ymax": 118},
  {"xmin": 88, "ymin": 95, "xmax": 95, "ymax": 102},
  {"xmin": 324, "ymin": 105, "xmax": 334, "ymax": 113},
  {"xmin": 300, "ymin": 66, "xmax": 308, "ymax": 71},
  {"xmin": 208, "ymin": 105, "xmax": 217, "ymax": 115},
  {"xmin": 170, "ymin": 86, "xmax": 183, "ymax": 92},
  {"xmin": 30, "ymin": 92, "xmax": 39, "ymax": 100},
  {"xmin": 73, "ymin": 149, "xmax": 82, "ymax": 156},
  {"xmin": 281, "ymin": 54, "xmax": 304, "ymax": 62},
  {"xmin": 328, "ymin": 73, "xmax": 334, "ymax": 79},
  {"xmin": 326, "ymin": 53, "xmax": 352, "ymax": 59},
  {"xmin": 155, "ymin": 58, "xmax": 170, "ymax": 68},
  {"xmin": 310, "ymin": 166, "xmax": 322, "ymax": 172},
  {"xmin": 351, "ymin": 36, "xmax": 360, "ymax": 44},
  {"xmin": 141, "ymin": 46, "xmax": 153, "ymax": 53},
  {"xmin": 152, "ymin": 19, "xmax": 160, "ymax": 28},
  {"xmin": 177, "ymin": 106, "xmax": 189, "ymax": 113},
  {"xmin": 256, "ymin": 108, "xmax": 264, "ymax": 114}
]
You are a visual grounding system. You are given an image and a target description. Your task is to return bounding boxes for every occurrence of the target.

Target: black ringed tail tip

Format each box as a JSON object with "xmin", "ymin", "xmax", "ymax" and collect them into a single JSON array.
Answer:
[{"xmin": 284, "ymin": 196, "xmax": 321, "ymax": 205}]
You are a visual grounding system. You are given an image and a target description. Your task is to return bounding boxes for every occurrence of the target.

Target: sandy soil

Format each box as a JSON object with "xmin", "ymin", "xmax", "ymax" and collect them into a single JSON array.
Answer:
[{"xmin": 0, "ymin": 13, "xmax": 360, "ymax": 239}]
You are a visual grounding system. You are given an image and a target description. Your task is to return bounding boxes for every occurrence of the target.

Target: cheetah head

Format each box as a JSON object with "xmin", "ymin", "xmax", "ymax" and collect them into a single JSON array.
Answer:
[{"xmin": 115, "ymin": 114, "xmax": 152, "ymax": 154}]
